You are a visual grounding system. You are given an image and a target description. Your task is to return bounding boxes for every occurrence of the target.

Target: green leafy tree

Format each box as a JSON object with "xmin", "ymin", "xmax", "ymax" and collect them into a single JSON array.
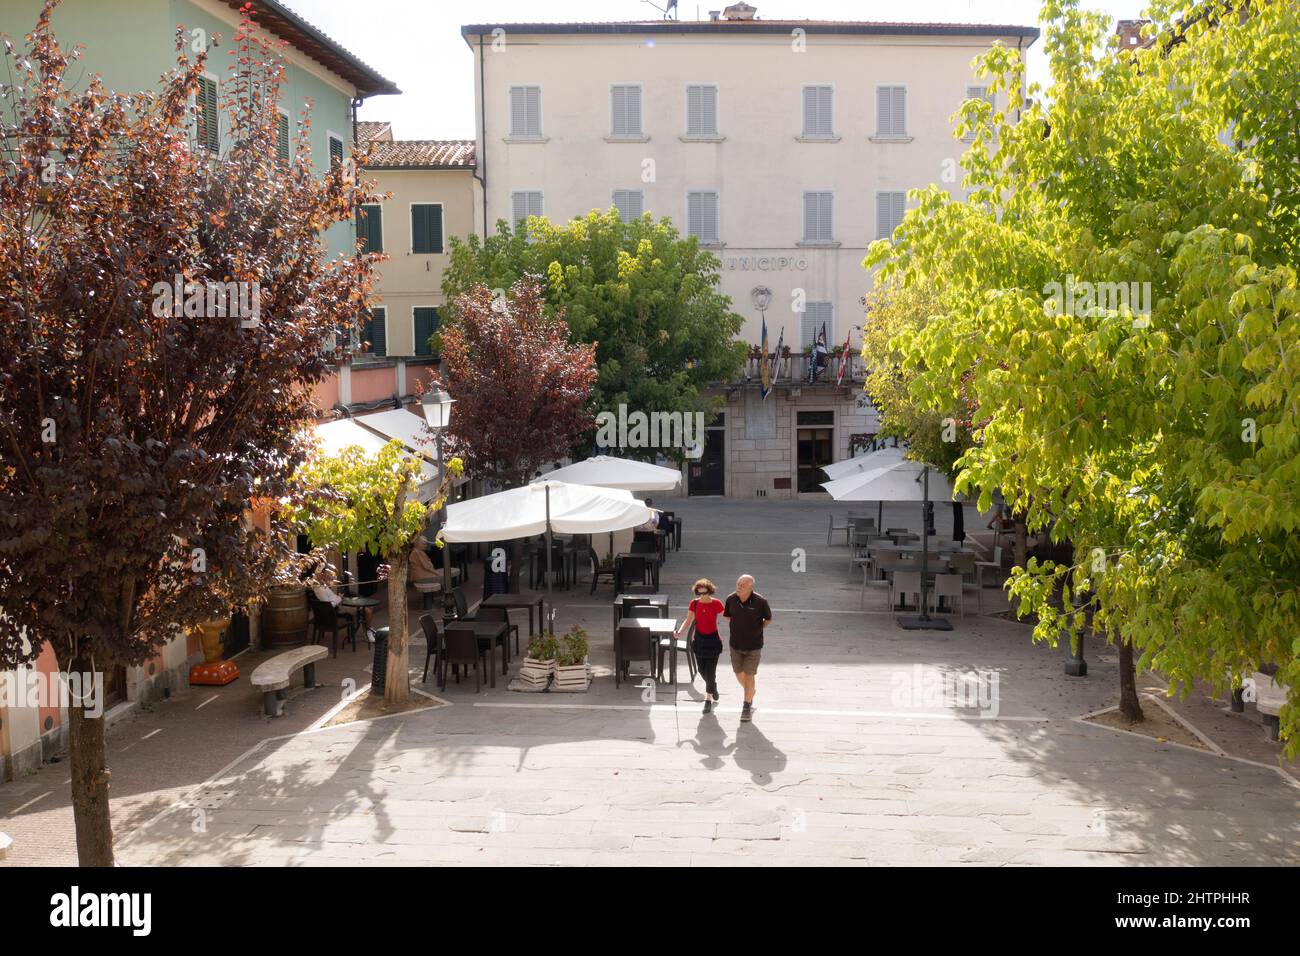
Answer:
[
  {"xmin": 286, "ymin": 440, "xmax": 461, "ymax": 704},
  {"xmin": 866, "ymin": 0, "xmax": 1299, "ymax": 748},
  {"xmin": 442, "ymin": 209, "xmax": 746, "ymax": 457}
]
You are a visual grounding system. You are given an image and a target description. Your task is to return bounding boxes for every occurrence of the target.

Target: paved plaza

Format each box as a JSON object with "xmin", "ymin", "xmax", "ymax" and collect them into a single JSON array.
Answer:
[{"xmin": 3, "ymin": 499, "xmax": 1297, "ymax": 866}]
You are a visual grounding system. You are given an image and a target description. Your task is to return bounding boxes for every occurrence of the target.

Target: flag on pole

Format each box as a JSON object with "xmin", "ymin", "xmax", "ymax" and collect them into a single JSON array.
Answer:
[
  {"xmin": 809, "ymin": 323, "xmax": 829, "ymax": 383},
  {"xmin": 759, "ymin": 315, "xmax": 771, "ymax": 400},
  {"xmin": 771, "ymin": 326, "xmax": 786, "ymax": 392},
  {"xmin": 835, "ymin": 328, "xmax": 852, "ymax": 386}
]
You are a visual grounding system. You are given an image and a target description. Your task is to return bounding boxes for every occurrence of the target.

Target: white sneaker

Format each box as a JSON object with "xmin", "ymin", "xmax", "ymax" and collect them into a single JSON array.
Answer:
[{"xmin": 366, "ymin": 628, "xmax": 376, "ymax": 643}]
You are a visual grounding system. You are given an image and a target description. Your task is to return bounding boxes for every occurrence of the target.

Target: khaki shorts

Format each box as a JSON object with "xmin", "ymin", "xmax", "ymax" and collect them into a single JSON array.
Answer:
[{"xmin": 730, "ymin": 647, "xmax": 762, "ymax": 676}]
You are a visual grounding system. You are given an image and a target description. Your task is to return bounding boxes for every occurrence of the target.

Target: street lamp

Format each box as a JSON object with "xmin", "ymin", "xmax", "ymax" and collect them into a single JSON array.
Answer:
[{"xmin": 420, "ymin": 388, "xmax": 456, "ymax": 618}]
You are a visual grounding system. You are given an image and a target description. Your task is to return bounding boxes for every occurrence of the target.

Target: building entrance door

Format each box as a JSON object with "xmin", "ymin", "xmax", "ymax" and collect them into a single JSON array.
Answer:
[
  {"xmin": 796, "ymin": 411, "xmax": 834, "ymax": 493},
  {"xmin": 689, "ymin": 413, "xmax": 725, "ymax": 496}
]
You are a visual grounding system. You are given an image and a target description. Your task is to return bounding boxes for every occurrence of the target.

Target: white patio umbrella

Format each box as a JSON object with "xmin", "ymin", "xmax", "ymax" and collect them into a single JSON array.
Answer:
[
  {"xmin": 536, "ymin": 455, "xmax": 681, "ymax": 556},
  {"xmin": 822, "ymin": 456, "xmax": 956, "ymax": 631},
  {"xmin": 439, "ymin": 480, "xmax": 653, "ymax": 633},
  {"xmin": 820, "ymin": 446, "xmax": 908, "ymax": 528},
  {"xmin": 538, "ymin": 454, "xmax": 682, "ymax": 492},
  {"xmin": 819, "ymin": 446, "xmax": 906, "ymax": 482}
]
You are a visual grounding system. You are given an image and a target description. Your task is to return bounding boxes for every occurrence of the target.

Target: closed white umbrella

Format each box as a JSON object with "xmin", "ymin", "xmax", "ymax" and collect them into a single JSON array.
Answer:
[
  {"xmin": 822, "ymin": 457, "xmax": 956, "ymax": 631},
  {"xmin": 440, "ymin": 480, "xmax": 653, "ymax": 633}
]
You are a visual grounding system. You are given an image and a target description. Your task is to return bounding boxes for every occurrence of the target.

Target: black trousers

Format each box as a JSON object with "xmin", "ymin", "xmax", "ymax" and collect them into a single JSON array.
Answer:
[{"xmin": 695, "ymin": 654, "xmax": 720, "ymax": 698}]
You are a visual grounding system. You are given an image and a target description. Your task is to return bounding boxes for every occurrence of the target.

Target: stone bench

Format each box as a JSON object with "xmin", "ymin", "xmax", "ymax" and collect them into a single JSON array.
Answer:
[
  {"xmin": 251, "ymin": 645, "xmax": 328, "ymax": 717},
  {"xmin": 1251, "ymin": 671, "xmax": 1288, "ymax": 742}
]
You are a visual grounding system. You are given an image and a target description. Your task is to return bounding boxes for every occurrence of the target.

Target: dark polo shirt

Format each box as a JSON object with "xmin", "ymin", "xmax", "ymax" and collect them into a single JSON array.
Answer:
[{"xmin": 724, "ymin": 591, "xmax": 772, "ymax": 651}]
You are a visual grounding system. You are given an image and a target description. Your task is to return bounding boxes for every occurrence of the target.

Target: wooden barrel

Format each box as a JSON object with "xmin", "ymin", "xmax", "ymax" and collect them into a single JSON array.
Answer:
[{"xmin": 263, "ymin": 586, "xmax": 309, "ymax": 647}]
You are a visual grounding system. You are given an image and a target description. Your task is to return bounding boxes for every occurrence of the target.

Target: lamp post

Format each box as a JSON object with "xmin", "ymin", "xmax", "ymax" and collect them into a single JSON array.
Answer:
[{"xmin": 420, "ymin": 387, "xmax": 456, "ymax": 619}]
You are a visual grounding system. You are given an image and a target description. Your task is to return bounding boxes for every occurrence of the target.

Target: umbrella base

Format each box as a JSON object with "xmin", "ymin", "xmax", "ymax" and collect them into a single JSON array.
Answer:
[{"xmin": 897, "ymin": 615, "xmax": 953, "ymax": 631}]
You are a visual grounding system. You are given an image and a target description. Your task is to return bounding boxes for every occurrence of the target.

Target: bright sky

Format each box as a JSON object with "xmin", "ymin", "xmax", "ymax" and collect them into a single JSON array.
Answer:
[{"xmin": 283, "ymin": 0, "xmax": 1151, "ymax": 139}]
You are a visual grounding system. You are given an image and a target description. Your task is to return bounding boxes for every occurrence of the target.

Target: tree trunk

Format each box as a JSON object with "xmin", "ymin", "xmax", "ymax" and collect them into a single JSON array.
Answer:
[
  {"xmin": 384, "ymin": 553, "xmax": 410, "ymax": 703},
  {"xmin": 67, "ymin": 653, "xmax": 114, "ymax": 866},
  {"xmin": 1117, "ymin": 635, "xmax": 1144, "ymax": 723}
]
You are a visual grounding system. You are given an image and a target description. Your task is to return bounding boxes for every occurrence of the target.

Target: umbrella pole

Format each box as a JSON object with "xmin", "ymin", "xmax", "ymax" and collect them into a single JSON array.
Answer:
[
  {"xmin": 898, "ymin": 465, "xmax": 953, "ymax": 631},
  {"xmin": 545, "ymin": 484, "xmax": 554, "ymax": 635}
]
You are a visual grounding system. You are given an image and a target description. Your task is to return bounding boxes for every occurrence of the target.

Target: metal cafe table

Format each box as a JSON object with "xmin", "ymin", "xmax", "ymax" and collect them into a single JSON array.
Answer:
[
  {"xmin": 612, "ymin": 593, "xmax": 670, "ymax": 636},
  {"xmin": 480, "ymin": 592, "xmax": 546, "ymax": 636}
]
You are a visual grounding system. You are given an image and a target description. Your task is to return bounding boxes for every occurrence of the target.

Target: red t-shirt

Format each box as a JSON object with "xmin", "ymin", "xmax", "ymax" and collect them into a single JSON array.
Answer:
[{"xmin": 690, "ymin": 597, "xmax": 723, "ymax": 635}]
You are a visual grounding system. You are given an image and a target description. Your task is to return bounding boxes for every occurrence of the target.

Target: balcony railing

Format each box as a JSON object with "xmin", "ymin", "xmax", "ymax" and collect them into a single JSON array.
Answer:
[{"xmin": 728, "ymin": 346, "xmax": 865, "ymax": 389}]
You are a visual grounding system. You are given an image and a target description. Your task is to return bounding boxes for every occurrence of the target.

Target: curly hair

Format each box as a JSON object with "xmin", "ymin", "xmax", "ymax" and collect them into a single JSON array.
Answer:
[{"xmin": 692, "ymin": 578, "xmax": 716, "ymax": 595}]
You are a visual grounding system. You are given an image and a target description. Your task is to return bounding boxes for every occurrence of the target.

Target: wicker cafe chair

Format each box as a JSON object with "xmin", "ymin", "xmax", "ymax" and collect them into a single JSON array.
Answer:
[
  {"xmin": 440, "ymin": 624, "xmax": 487, "ymax": 693},
  {"xmin": 615, "ymin": 622, "xmax": 656, "ymax": 689},
  {"xmin": 588, "ymin": 547, "xmax": 617, "ymax": 594},
  {"xmin": 419, "ymin": 613, "xmax": 442, "ymax": 684},
  {"xmin": 309, "ymin": 595, "xmax": 356, "ymax": 658},
  {"xmin": 477, "ymin": 605, "xmax": 519, "ymax": 656}
]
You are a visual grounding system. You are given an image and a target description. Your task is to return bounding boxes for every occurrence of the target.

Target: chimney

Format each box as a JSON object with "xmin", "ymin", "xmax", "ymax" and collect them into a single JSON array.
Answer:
[{"xmin": 721, "ymin": 2, "xmax": 757, "ymax": 20}]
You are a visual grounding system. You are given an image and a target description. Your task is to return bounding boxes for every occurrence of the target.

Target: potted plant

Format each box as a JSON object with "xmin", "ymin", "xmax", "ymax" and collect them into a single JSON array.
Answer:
[
  {"xmin": 552, "ymin": 626, "xmax": 591, "ymax": 691},
  {"xmin": 515, "ymin": 632, "xmax": 559, "ymax": 690}
]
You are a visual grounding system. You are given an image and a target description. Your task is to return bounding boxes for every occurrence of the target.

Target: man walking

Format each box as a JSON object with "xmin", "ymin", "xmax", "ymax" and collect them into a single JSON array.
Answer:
[{"xmin": 723, "ymin": 574, "xmax": 771, "ymax": 722}]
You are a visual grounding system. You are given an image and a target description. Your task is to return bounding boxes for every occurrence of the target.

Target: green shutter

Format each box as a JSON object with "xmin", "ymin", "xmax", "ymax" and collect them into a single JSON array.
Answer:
[
  {"xmin": 411, "ymin": 204, "xmax": 443, "ymax": 254},
  {"xmin": 329, "ymin": 135, "xmax": 344, "ymax": 167},
  {"xmin": 357, "ymin": 204, "xmax": 382, "ymax": 254},
  {"xmin": 365, "ymin": 308, "xmax": 386, "ymax": 357},
  {"xmin": 413, "ymin": 307, "xmax": 439, "ymax": 356},
  {"xmin": 276, "ymin": 113, "xmax": 291, "ymax": 165},
  {"xmin": 197, "ymin": 76, "xmax": 219, "ymax": 153}
]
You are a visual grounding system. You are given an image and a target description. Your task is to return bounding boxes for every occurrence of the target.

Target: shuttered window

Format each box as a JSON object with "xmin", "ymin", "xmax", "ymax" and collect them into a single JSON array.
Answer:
[
  {"xmin": 276, "ymin": 111, "xmax": 291, "ymax": 165},
  {"xmin": 413, "ymin": 307, "xmax": 439, "ymax": 357},
  {"xmin": 802, "ymin": 191, "xmax": 834, "ymax": 243},
  {"xmin": 509, "ymin": 85, "xmax": 542, "ymax": 137},
  {"xmin": 511, "ymin": 190, "xmax": 544, "ymax": 232},
  {"xmin": 686, "ymin": 190, "xmax": 720, "ymax": 244},
  {"xmin": 686, "ymin": 84, "xmax": 718, "ymax": 136},
  {"xmin": 612, "ymin": 189, "xmax": 644, "ymax": 222},
  {"xmin": 963, "ymin": 86, "xmax": 995, "ymax": 139},
  {"xmin": 196, "ymin": 76, "xmax": 219, "ymax": 153},
  {"xmin": 876, "ymin": 191, "xmax": 907, "ymax": 240},
  {"xmin": 801, "ymin": 85, "xmax": 834, "ymax": 138},
  {"xmin": 328, "ymin": 133, "xmax": 344, "ymax": 167},
  {"xmin": 411, "ymin": 204, "xmax": 444, "ymax": 254},
  {"xmin": 610, "ymin": 84, "xmax": 643, "ymax": 137},
  {"xmin": 876, "ymin": 86, "xmax": 907, "ymax": 137},
  {"xmin": 801, "ymin": 301, "xmax": 834, "ymax": 349},
  {"xmin": 356, "ymin": 204, "xmax": 383, "ymax": 254},
  {"xmin": 363, "ymin": 307, "xmax": 386, "ymax": 358}
]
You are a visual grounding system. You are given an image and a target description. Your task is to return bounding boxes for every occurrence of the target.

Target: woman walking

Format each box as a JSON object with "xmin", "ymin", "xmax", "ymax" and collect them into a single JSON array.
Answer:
[{"xmin": 676, "ymin": 578, "xmax": 724, "ymax": 714}]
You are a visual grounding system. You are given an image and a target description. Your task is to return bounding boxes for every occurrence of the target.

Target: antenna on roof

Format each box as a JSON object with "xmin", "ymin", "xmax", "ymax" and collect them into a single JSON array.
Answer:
[{"xmin": 641, "ymin": 0, "xmax": 679, "ymax": 20}]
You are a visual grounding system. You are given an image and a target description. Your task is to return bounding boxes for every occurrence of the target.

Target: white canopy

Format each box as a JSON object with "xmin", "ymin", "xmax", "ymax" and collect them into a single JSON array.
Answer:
[
  {"xmin": 440, "ymin": 480, "xmax": 654, "ymax": 544},
  {"xmin": 536, "ymin": 455, "xmax": 682, "ymax": 492},
  {"xmin": 821, "ymin": 456, "xmax": 954, "ymax": 502},
  {"xmin": 310, "ymin": 417, "xmax": 441, "ymax": 501},
  {"xmin": 820, "ymin": 446, "xmax": 906, "ymax": 481},
  {"xmin": 353, "ymin": 407, "xmax": 469, "ymax": 489}
]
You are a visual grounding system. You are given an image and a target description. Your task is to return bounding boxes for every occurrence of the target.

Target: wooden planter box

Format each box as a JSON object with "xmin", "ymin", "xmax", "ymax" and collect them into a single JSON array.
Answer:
[
  {"xmin": 552, "ymin": 659, "xmax": 591, "ymax": 693},
  {"xmin": 510, "ymin": 657, "xmax": 555, "ymax": 693}
]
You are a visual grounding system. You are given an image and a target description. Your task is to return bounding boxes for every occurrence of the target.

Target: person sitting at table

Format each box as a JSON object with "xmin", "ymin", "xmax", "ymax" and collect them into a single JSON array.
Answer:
[
  {"xmin": 306, "ymin": 560, "xmax": 375, "ymax": 642},
  {"xmin": 636, "ymin": 499, "xmax": 660, "ymax": 533},
  {"xmin": 409, "ymin": 542, "xmax": 452, "ymax": 589}
]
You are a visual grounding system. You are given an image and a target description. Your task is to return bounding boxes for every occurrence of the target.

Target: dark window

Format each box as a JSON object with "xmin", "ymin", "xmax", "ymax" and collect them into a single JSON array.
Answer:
[
  {"xmin": 363, "ymin": 307, "xmax": 386, "ymax": 358},
  {"xmin": 413, "ymin": 307, "xmax": 439, "ymax": 356},
  {"xmin": 328, "ymin": 134, "xmax": 344, "ymax": 167},
  {"xmin": 196, "ymin": 76, "xmax": 219, "ymax": 153},
  {"xmin": 357, "ymin": 204, "xmax": 383, "ymax": 254},
  {"xmin": 411, "ymin": 204, "xmax": 444, "ymax": 254},
  {"xmin": 797, "ymin": 411, "xmax": 834, "ymax": 426}
]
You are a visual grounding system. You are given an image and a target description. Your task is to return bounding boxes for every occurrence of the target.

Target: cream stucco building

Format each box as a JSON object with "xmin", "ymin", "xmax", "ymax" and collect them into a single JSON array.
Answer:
[{"xmin": 461, "ymin": 7, "xmax": 1037, "ymax": 498}]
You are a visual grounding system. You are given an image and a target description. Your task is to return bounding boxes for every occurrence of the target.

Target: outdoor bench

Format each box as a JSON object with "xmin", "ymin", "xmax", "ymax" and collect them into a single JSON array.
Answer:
[{"xmin": 251, "ymin": 645, "xmax": 328, "ymax": 717}]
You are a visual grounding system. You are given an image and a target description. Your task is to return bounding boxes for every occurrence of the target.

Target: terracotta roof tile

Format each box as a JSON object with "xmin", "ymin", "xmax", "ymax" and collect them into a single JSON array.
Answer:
[
  {"xmin": 357, "ymin": 121, "xmax": 393, "ymax": 143},
  {"xmin": 365, "ymin": 139, "xmax": 476, "ymax": 169}
]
